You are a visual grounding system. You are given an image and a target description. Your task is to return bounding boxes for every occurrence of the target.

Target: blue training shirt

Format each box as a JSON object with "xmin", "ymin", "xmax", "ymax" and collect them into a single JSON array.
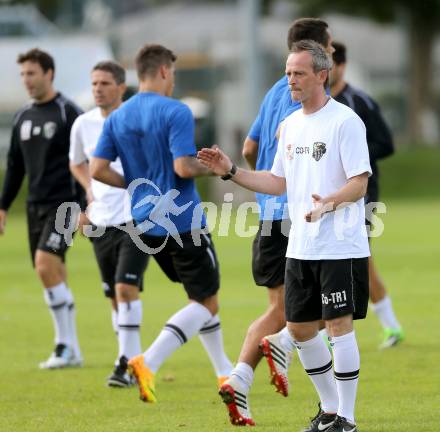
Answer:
[
  {"xmin": 248, "ymin": 76, "xmax": 301, "ymax": 221},
  {"xmin": 94, "ymin": 92, "xmax": 205, "ymax": 236}
]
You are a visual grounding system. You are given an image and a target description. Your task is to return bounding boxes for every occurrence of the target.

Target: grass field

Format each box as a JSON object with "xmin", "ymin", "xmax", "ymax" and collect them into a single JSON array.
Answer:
[{"xmin": 0, "ymin": 199, "xmax": 439, "ymax": 431}]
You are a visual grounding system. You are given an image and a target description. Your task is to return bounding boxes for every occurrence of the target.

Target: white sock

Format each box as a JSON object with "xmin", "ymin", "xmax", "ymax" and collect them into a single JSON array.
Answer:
[
  {"xmin": 118, "ymin": 300, "xmax": 142, "ymax": 360},
  {"xmin": 296, "ymin": 333, "xmax": 338, "ymax": 413},
  {"xmin": 111, "ymin": 309, "xmax": 118, "ymax": 335},
  {"xmin": 143, "ymin": 302, "xmax": 212, "ymax": 373},
  {"xmin": 43, "ymin": 282, "xmax": 71, "ymax": 347},
  {"xmin": 231, "ymin": 362, "xmax": 254, "ymax": 393},
  {"xmin": 371, "ymin": 296, "xmax": 401, "ymax": 331},
  {"xmin": 279, "ymin": 327, "xmax": 296, "ymax": 352},
  {"xmin": 198, "ymin": 314, "xmax": 233, "ymax": 377},
  {"xmin": 332, "ymin": 331, "xmax": 360, "ymax": 424},
  {"xmin": 65, "ymin": 287, "xmax": 81, "ymax": 358}
]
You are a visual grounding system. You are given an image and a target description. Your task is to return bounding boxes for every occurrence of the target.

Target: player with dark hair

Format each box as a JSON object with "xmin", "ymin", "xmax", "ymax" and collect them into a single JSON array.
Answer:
[
  {"xmin": 330, "ymin": 41, "xmax": 404, "ymax": 349},
  {"xmin": 70, "ymin": 60, "xmax": 149, "ymax": 387},
  {"xmin": 91, "ymin": 44, "xmax": 232, "ymax": 403},
  {"xmin": 0, "ymin": 48, "xmax": 83, "ymax": 368}
]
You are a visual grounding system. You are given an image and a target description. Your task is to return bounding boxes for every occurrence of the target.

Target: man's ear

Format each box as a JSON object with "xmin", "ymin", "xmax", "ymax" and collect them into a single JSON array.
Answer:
[
  {"xmin": 159, "ymin": 64, "xmax": 167, "ymax": 80},
  {"xmin": 318, "ymin": 69, "xmax": 328, "ymax": 84}
]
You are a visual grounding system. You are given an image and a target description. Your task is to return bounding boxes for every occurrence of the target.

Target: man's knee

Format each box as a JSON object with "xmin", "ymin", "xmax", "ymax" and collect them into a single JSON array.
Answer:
[
  {"xmin": 115, "ymin": 283, "xmax": 140, "ymax": 303},
  {"xmin": 198, "ymin": 294, "xmax": 218, "ymax": 316},
  {"xmin": 34, "ymin": 251, "xmax": 63, "ymax": 286},
  {"xmin": 287, "ymin": 321, "xmax": 319, "ymax": 342},
  {"xmin": 325, "ymin": 314, "xmax": 353, "ymax": 337}
]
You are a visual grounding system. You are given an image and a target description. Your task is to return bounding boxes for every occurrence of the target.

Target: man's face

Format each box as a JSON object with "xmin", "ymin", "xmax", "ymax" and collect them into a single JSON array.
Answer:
[
  {"xmin": 164, "ymin": 64, "xmax": 175, "ymax": 97},
  {"xmin": 91, "ymin": 69, "xmax": 125, "ymax": 110},
  {"xmin": 329, "ymin": 62, "xmax": 345, "ymax": 88},
  {"xmin": 286, "ymin": 51, "xmax": 327, "ymax": 103},
  {"xmin": 20, "ymin": 61, "xmax": 53, "ymax": 101}
]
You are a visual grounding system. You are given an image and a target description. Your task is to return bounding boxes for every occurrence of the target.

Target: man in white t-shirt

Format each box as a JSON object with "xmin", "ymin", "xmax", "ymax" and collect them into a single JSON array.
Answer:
[
  {"xmin": 69, "ymin": 61, "xmax": 149, "ymax": 387},
  {"xmin": 198, "ymin": 40, "xmax": 371, "ymax": 432}
]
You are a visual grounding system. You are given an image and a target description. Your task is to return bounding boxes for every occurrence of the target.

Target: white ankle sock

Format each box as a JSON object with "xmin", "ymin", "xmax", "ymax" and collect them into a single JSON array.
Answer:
[
  {"xmin": 198, "ymin": 314, "xmax": 233, "ymax": 377},
  {"xmin": 118, "ymin": 300, "xmax": 142, "ymax": 360},
  {"xmin": 43, "ymin": 282, "xmax": 70, "ymax": 347},
  {"xmin": 65, "ymin": 287, "xmax": 81, "ymax": 358},
  {"xmin": 332, "ymin": 331, "xmax": 360, "ymax": 424},
  {"xmin": 231, "ymin": 362, "xmax": 254, "ymax": 393},
  {"xmin": 143, "ymin": 302, "xmax": 212, "ymax": 373},
  {"xmin": 296, "ymin": 333, "xmax": 338, "ymax": 413},
  {"xmin": 371, "ymin": 296, "xmax": 401, "ymax": 331},
  {"xmin": 279, "ymin": 327, "xmax": 296, "ymax": 352}
]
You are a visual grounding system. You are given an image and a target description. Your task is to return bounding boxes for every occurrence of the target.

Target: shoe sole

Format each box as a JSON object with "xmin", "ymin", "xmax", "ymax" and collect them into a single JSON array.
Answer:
[
  {"xmin": 259, "ymin": 338, "xmax": 288, "ymax": 397},
  {"xmin": 218, "ymin": 384, "xmax": 255, "ymax": 426},
  {"xmin": 107, "ymin": 378, "xmax": 131, "ymax": 388},
  {"xmin": 127, "ymin": 363, "xmax": 157, "ymax": 403}
]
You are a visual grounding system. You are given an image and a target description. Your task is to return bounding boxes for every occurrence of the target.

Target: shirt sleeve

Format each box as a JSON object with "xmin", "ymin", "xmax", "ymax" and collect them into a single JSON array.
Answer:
[
  {"xmin": 339, "ymin": 116, "xmax": 372, "ymax": 179},
  {"xmin": 69, "ymin": 116, "xmax": 87, "ymax": 165},
  {"xmin": 168, "ymin": 104, "xmax": 197, "ymax": 160},
  {"xmin": 248, "ymin": 111, "xmax": 262, "ymax": 142},
  {"xmin": 94, "ymin": 116, "xmax": 118, "ymax": 161},
  {"xmin": 0, "ymin": 125, "xmax": 26, "ymax": 210}
]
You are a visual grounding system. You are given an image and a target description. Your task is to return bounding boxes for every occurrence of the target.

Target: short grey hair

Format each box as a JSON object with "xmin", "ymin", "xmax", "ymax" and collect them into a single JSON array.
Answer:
[
  {"xmin": 92, "ymin": 60, "xmax": 126, "ymax": 84},
  {"xmin": 290, "ymin": 39, "xmax": 332, "ymax": 73}
]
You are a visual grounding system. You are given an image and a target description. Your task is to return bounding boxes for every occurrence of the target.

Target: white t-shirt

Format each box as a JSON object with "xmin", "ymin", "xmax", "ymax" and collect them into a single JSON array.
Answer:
[
  {"xmin": 69, "ymin": 107, "xmax": 132, "ymax": 227},
  {"xmin": 271, "ymin": 98, "xmax": 372, "ymax": 260}
]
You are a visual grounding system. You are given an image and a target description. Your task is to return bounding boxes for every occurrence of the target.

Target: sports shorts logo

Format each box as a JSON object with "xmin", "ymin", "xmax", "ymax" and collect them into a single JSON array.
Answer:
[
  {"xmin": 43, "ymin": 122, "xmax": 57, "ymax": 139},
  {"xmin": 312, "ymin": 142, "xmax": 327, "ymax": 161},
  {"xmin": 46, "ymin": 232, "xmax": 62, "ymax": 250}
]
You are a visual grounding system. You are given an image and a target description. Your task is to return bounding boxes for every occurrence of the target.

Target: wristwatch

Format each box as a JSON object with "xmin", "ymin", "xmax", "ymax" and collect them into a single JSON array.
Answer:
[{"xmin": 221, "ymin": 163, "xmax": 237, "ymax": 181}]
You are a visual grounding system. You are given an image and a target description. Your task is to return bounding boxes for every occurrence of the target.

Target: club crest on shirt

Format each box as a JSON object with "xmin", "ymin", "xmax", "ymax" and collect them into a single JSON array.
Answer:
[
  {"xmin": 20, "ymin": 120, "xmax": 32, "ymax": 141},
  {"xmin": 43, "ymin": 122, "xmax": 57, "ymax": 139},
  {"xmin": 312, "ymin": 142, "xmax": 327, "ymax": 161},
  {"xmin": 286, "ymin": 143, "xmax": 294, "ymax": 160}
]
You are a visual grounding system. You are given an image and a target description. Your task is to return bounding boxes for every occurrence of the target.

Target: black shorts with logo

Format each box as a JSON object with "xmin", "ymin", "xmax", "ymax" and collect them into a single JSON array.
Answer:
[
  {"xmin": 285, "ymin": 257, "xmax": 369, "ymax": 322},
  {"xmin": 140, "ymin": 230, "xmax": 220, "ymax": 302},
  {"xmin": 252, "ymin": 219, "xmax": 290, "ymax": 288},
  {"xmin": 26, "ymin": 202, "xmax": 73, "ymax": 266},
  {"xmin": 91, "ymin": 225, "xmax": 149, "ymax": 298}
]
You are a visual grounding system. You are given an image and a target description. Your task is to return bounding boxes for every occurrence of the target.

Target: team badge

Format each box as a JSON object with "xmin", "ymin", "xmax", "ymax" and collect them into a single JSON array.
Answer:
[
  {"xmin": 43, "ymin": 122, "xmax": 57, "ymax": 139},
  {"xmin": 20, "ymin": 120, "xmax": 32, "ymax": 140},
  {"xmin": 312, "ymin": 142, "xmax": 327, "ymax": 161},
  {"xmin": 286, "ymin": 143, "xmax": 294, "ymax": 160}
]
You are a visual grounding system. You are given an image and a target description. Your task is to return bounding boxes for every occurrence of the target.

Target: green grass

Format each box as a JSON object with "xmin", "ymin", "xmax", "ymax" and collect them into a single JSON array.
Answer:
[{"xmin": 0, "ymin": 200, "xmax": 439, "ymax": 431}]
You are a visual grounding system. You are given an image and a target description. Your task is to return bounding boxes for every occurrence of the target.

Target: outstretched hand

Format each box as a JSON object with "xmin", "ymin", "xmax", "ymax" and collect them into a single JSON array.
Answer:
[{"xmin": 197, "ymin": 147, "xmax": 233, "ymax": 177}]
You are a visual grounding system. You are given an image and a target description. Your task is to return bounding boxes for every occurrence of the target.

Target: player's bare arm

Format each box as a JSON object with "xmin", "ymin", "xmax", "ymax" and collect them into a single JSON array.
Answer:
[
  {"xmin": 242, "ymin": 136, "xmax": 258, "ymax": 170},
  {"xmin": 173, "ymin": 155, "xmax": 212, "ymax": 178},
  {"xmin": 90, "ymin": 157, "xmax": 126, "ymax": 188},
  {"xmin": 305, "ymin": 172, "xmax": 369, "ymax": 222},
  {"xmin": 198, "ymin": 147, "xmax": 286, "ymax": 195}
]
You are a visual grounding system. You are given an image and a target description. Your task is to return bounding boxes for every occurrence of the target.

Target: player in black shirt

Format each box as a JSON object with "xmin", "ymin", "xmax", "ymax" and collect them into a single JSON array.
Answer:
[
  {"xmin": 0, "ymin": 48, "xmax": 83, "ymax": 368},
  {"xmin": 330, "ymin": 41, "xmax": 404, "ymax": 349}
]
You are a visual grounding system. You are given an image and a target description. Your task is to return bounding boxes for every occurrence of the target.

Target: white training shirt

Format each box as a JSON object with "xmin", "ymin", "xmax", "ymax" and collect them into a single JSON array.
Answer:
[
  {"xmin": 271, "ymin": 98, "xmax": 372, "ymax": 260},
  {"xmin": 69, "ymin": 107, "xmax": 132, "ymax": 227}
]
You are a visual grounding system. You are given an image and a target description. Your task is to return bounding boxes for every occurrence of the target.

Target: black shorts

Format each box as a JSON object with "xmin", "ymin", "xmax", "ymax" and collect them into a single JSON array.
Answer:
[
  {"xmin": 285, "ymin": 257, "xmax": 369, "ymax": 322},
  {"xmin": 252, "ymin": 219, "xmax": 290, "ymax": 288},
  {"xmin": 140, "ymin": 231, "xmax": 220, "ymax": 302},
  {"xmin": 26, "ymin": 203, "xmax": 73, "ymax": 266},
  {"xmin": 92, "ymin": 225, "xmax": 149, "ymax": 298}
]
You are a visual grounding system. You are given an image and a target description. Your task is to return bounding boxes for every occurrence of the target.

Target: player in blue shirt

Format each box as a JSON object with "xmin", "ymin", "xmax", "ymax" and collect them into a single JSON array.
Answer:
[
  {"xmin": 91, "ymin": 44, "xmax": 232, "ymax": 403},
  {"xmin": 218, "ymin": 19, "xmax": 335, "ymax": 427}
]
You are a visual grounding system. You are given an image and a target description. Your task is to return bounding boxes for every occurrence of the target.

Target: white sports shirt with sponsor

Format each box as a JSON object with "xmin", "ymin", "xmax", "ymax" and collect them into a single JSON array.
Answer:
[
  {"xmin": 69, "ymin": 107, "xmax": 131, "ymax": 227},
  {"xmin": 271, "ymin": 98, "xmax": 372, "ymax": 260}
]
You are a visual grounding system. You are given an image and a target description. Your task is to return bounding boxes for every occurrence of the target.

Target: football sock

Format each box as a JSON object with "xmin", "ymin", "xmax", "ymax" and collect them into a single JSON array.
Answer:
[
  {"xmin": 332, "ymin": 331, "xmax": 360, "ymax": 424},
  {"xmin": 296, "ymin": 333, "xmax": 338, "ymax": 413},
  {"xmin": 278, "ymin": 326, "xmax": 296, "ymax": 353},
  {"xmin": 65, "ymin": 286, "xmax": 81, "ymax": 359},
  {"xmin": 143, "ymin": 302, "xmax": 212, "ymax": 373},
  {"xmin": 198, "ymin": 314, "xmax": 233, "ymax": 377},
  {"xmin": 111, "ymin": 309, "xmax": 118, "ymax": 335},
  {"xmin": 43, "ymin": 282, "xmax": 71, "ymax": 347},
  {"xmin": 118, "ymin": 300, "xmax": 142, "ymax": 360},
  {"xmin": 371, "ymin": 295, "xmax": 401, "ymax": 331},
  {"xmin": 231, "ymin": 362, "xmax": 254, "ymax": 393}
]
